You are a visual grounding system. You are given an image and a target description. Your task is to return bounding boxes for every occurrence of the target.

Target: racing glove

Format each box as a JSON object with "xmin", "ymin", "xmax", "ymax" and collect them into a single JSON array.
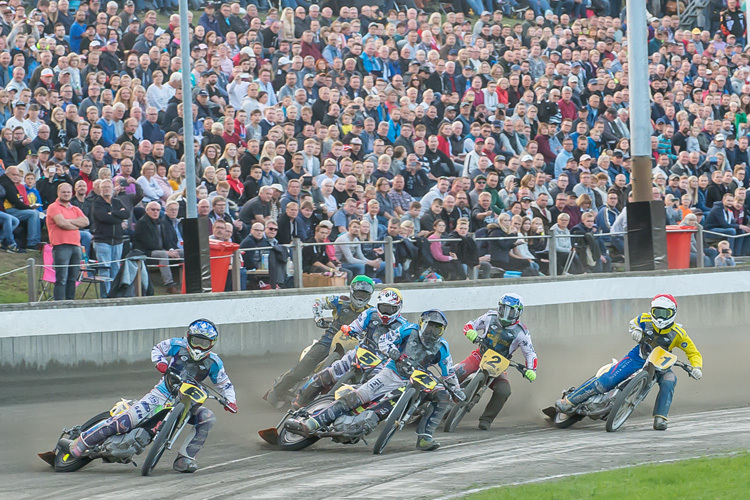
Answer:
[
  {"xmin": 690, "ymin": 367, "xmax": 702, "ymax": 380},
  {"xmin": 524, "ymin": 369, "xmax": 536, "ymax": 382},
  {"xmin": 630, "ymin": 327, "xmax": 643, "ymax": 343},
  {"xmin": 225, "ymin": 402, "xmax": 238, "ymax": 413},
  {"xmin": 387, "ymin": 347, "xmax": 401, "ymax": 360},
  {"xmin": 156, "ymin": 361, "xmax": 169, "ymax": 374},
  {"xmin": 465, "ymin": 329, "xmax": 478, "ymax": 342},
  {"xmin": 315, "ymin": 318, "xmax": 330, "ymax": 329}
]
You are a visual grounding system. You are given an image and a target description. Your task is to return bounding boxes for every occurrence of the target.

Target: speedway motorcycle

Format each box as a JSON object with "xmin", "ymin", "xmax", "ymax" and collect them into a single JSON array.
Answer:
[
  {"xmin": 542, "ymin": 346, "xmax": 695, "ymax": 430},
  {"xmin": 259, "ymin": 346, "xmax": 393, "ymax": 451},
  {"xmin": 443, "ymin": 341, "xmax": 529, "ymax": 432},
  {"xmin": 605, "ymin": 346, "xmax": 695, "ymax": 432},
  {"xmin": 372, "ymin": 357, "xmax": 443, "ymax": 455},
  {"xmin": 39, "ymin": 369, "xmax": 231, "ymax": 474}
]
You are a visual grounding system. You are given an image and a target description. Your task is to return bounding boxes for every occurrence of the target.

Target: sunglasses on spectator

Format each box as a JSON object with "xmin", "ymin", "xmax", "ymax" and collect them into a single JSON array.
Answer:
[{"xmin": 267, "ymin": 227, "xmax": 278, "ymax": 231}]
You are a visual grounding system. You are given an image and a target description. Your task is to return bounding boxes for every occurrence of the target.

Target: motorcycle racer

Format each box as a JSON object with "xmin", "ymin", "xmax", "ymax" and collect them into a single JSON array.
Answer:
[
  {"xmin": 292, "ymin": 287, "xmax": 408, "ymax": 408},
  {"xmin": 556, "ymin": 294, "xmax": 703, "ymax": 430},
  {"xmin": 292, "ymin": 309, "xmax": 465, "ymax": 451},
  {"xmin": 68, "ymin": 319, "xmax": 237, "ymax": 473},
  {"xmin": 264, "ymin": 276, "xmax": 375, "ymax": 406},
  {"xmin": 457, "ymin": 293, "xmax": 538, "ymax": 430}
]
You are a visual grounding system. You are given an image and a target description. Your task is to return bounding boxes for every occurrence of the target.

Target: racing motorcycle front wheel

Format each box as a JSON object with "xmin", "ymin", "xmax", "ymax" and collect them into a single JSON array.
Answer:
[
  {"xmin": 444, "ymin": 372, "xmax": 486, "ymax": 433},
  {"xmin": 278, "ymin": 396, "xmax": 334, "ymax": 451},
  {"xmin": 373, "ymin": 387, "xmax": 417, "ymax": 455},
  {"xmin": 605, "ymin": 371, "xmax": 650, "ymax": 432},
  {"xmin": 141, "ymin": 402, "xmax": 184, "ymax": 476}
]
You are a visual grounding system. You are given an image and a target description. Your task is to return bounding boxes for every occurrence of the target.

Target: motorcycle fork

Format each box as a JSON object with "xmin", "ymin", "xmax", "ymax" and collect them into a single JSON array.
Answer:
[{"xmin": 165, "ymin": 404, "xmax": 193, "ymax": 450}]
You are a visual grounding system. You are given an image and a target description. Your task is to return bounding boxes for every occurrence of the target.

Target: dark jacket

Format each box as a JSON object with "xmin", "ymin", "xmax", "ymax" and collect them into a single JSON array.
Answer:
[
  {"xmin": 91, "ymin": 196, "xmax": 130, "ymax": 245},
  {"xmin": 133, "ymin": 215, "xmax": 171, "ymax": 254},
  {"xmin": 705, "ymin": 201, "xmax": 739, "ymax": 231},
  {"xmin": 0, "ymin": 174, "xmax": 32, "ymax": 209},
  {"xmin": 486, "ymin": 224, "xmax": 516, "ymax": 265},
  {"xmin": 447, "ymin": 230, "xmax": 480, "ymax": 267}
]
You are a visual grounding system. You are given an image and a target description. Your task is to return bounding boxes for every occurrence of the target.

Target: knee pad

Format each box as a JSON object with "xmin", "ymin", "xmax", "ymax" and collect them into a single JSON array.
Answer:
[
  {"xmin": 493, "ymin": 380, "xmax": 512, "ymax": 398},
  {"xmin": 195, "ymin": 408, "xmax": 216, "ymax": 430},
  {"xmin": 319, "ymin": 369, "xmax": 336, "ymax": 387},
  {"xmin": 335, "ymin": 386, "xmax": 364, "ymax": 409}
]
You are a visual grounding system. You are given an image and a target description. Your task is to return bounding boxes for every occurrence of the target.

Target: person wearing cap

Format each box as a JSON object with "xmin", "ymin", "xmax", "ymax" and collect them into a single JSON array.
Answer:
[
  {"xmin": 198, "ymin": 2, "xmax": 221, "ymax": 38},
  {"xmin": 99, "ymin": 37, "xmax": 121, "ymax": 76}
]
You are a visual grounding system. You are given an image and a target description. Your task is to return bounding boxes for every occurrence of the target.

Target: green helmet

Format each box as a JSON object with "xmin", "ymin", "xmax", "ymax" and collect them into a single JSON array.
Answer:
[{"xmin": 350, "ymin": 275, "xmax": 375, "ymax": 309}]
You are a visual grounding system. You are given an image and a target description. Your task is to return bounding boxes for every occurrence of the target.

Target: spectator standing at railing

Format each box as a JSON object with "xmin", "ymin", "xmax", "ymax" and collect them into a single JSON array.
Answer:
[
  {"xmin": 428, "ymin": 218, "xmax": 466, "ymax": 281},
  {"xmin": 47, "ymin": 183, "xmax": 89, "ymax": 300},
  {"xmin": 91, "ymin": 179, "xmax": 130, "ymax": 296},
  {"xmin": 335, "ymin": 219, "xmax": 381, "ymax": 279}
]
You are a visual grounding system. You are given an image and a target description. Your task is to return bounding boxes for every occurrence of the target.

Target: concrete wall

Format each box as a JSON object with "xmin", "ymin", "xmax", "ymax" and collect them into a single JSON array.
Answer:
[{"xmin": 2, "ymin": 269, "xmax": 748, "ymax": 368}]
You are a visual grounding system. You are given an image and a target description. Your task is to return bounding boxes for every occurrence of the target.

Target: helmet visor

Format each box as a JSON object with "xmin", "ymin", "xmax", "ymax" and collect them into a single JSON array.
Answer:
[
  {"xmin": 421, "ymin": 322, "xmax": 445, "ymax": 345},
  {"xmin": 498, "ymin": 303, "xmax": 520, "ymax": 325},
  {"xmin": 651, "ymin": 307, "xmax": 675, "ymax": 321},
  {"xmin": 352, "ymin": 289, "xmax": 371, "ymax": 303},
  {"xmin": 189, "ymin": 335, "xmax": 214, "ymax": 351},
  {"xmin": 378, "ymin": 303, "xmax": 399, "ymax": 317}
]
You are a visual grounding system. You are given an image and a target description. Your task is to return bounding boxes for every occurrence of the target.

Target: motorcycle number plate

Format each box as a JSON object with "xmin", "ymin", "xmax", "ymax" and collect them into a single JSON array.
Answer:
[
  {"xmin": 480, "ymin": 349, "xmax": 510, "ymax": 377},
  {"xmin": 411, "ymin": 370, "xmax": 437, "ymax": 390},
  {"xmin": 180, "ymin": 383, "xmax": 208, "ymax": 403},
  {"xmin": 356, "ymin": 347, "xmax": 382, "ymax": 368},
  {"xmin": 646, "ymin": 346, "xmax": 677, "ymax": 370}
]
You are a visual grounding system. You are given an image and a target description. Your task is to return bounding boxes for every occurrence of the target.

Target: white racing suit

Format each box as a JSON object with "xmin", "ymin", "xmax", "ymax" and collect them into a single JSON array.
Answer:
[{"xmin": 72, "ymin": 338, "xmax": 236, "ymax": 463}]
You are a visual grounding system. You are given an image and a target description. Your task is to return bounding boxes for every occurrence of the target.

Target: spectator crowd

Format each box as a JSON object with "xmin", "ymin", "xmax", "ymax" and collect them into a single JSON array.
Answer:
[{"xmin": 0, "ymin": 0, "xmax": 747, "ymax": 298}]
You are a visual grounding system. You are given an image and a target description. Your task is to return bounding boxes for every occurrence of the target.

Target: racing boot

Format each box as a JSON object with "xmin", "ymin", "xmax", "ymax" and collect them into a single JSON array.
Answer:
[
  {"xmin": 292, "ymin": 400, "xmax": 351, "ymax": 435},
  {"xmin": 555, "ymin": 397, "xmax": 574, "ymax": 414},
  {"xmin": 267, "ymin": 342, "xmax": 331, "ymax": 407},
  {"xmin": 292, "ymin": 370, "xmax": 336, "ymax": 410},
  {"xmin": 173, "ymin": 455, "xmax": 198, "ymax": 473},
  {"xmin": 653, "ymin": 416, "xmax": 668, "ymax": 431},
  {"xmin": 67, "ymin": 436, "xmax": 89, "ymax": 458},
  {"xmin": 416, "ymin": 435, "xmax": 440, "ymax": 451}
]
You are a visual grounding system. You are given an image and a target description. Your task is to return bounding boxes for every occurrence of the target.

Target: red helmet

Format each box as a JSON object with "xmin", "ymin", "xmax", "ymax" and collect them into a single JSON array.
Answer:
[{"xmin": 650, "ymin": 294, "xmax": 677, "ymax": 331}]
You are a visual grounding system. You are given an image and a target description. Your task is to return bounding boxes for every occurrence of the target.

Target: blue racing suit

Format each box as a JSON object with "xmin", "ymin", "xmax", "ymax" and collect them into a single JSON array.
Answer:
[
  {"xmin": 76, "ymin": 338, "xmax": 235, "ymax": 460},
  {"xmin": 565, "ymin": 314, "xmax": 702, "ymax": 419}
]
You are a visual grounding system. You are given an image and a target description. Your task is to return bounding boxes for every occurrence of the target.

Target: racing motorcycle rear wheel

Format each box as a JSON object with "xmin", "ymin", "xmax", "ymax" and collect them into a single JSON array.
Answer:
[
  {"xmin": 54, "ymin": 411, "xmax": 111, "ymax": 472},
  {"xmin": 373, "ymin": 387, "xmax": 417, "ymax": 455},
  {"xmin": 444, "ymin": 372, "xmax": 486, "ymax": 432},
  {"xmin": 605, "ymin": 371, "xmax": 650, "ymax": 432},
  {"xmin": 278, "ymin": 396, "xmax": 334, "ymax": 451},
  {"xmin": 141, "ymin": 402, "xmax": 184, "ymax": 476}
]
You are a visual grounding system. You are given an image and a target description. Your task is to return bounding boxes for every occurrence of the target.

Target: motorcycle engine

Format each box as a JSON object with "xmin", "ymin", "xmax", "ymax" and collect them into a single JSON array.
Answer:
[
  {"xmin": 332, "ymin": 410, "xmax": 379, "ymax": 437},
  {"xmin": 101, "ymin": 428, "xmax": 152, "ymax": 462},
  {"xmin": 584, "ymin": 394, "xmax": 612, "ymax": 418}
]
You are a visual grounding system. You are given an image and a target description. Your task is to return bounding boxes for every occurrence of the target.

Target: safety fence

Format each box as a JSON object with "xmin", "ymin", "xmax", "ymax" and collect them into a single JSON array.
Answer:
[{"xmin": 6, "ymin": 224, "xmax": 743, "ymax": 303}]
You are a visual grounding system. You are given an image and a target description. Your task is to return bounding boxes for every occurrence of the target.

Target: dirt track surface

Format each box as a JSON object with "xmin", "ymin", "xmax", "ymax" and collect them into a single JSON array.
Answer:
[{"xmin": 3, "ymin": 337, "xmax": 749, "ymax": 499}]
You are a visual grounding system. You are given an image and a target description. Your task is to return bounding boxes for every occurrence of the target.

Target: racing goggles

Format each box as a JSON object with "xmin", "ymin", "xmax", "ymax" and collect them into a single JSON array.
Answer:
[
  {"xmin": 497, "ymin": 304, "xmax": 520, "ymax": 324},
  {"xmin": 352, "ymin": 289, "xmax": 371, "ymax": 302},
  {"xmin": 188, "ymin": 334, "xmax": 215, "ymax": 351},
  {"xmin": 420, "ymin": 322, "xmax": 445, "ymax": 344},
  {"xmin": 378, "ymin": 303, "xmax": 399, "ymax": 317},
  {"xmin": 651, "ymin": 307, "xmax": 675, "ymax": 321}
]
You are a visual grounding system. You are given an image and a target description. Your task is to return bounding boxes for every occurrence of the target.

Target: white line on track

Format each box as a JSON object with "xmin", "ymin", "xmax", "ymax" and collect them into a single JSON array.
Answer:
[{"xmin": 199, "ymin": 452, "xmax": 272, "ymax": 472}]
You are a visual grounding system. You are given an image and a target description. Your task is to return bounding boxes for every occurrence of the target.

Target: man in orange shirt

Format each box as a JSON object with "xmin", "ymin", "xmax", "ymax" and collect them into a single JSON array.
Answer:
[{"xmin": 47, "ymin": 183, "xmax": 89, "ymax": 300}]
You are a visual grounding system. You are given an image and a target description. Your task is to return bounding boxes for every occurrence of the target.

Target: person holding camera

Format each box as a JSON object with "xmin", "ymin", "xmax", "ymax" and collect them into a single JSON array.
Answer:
[{"xmin": 714, "ymin": 241, "xmax": 736, "ymax": 267}]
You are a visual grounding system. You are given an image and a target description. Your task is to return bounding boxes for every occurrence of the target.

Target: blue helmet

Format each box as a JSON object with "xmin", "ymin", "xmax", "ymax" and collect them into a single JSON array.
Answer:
[
  {"xmin": 497, "ymin": 293, "xmax": 523, "ymax": 327},
  {"xmin": 186, "ymin": 319, "xmax": 218, "ymax": 361}
]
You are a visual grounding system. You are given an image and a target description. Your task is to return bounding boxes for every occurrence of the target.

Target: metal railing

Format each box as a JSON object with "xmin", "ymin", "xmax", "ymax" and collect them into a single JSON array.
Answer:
[{"xmin": 14, "ymin": 226, "xmax": 750, "ymax": 302}]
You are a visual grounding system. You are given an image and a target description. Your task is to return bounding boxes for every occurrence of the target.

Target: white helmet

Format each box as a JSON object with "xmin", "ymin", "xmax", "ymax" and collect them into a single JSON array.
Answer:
[
  {"xmin": 650, "ymin": 294, "xmax": 677, "ymax": 331},
  {"xmin": 376, "ymin": 288, "xmax": 403, "ymax": 323}
]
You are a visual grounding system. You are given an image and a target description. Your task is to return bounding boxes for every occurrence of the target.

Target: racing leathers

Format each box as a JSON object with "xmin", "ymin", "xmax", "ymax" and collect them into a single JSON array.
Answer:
[
  {"xmin": 266, "ymin": 294, "xmax": 369, "ymax": 403},
  {"xmin": 562, "ymin": 313, "xmax": 702, "ymax": 420},
  {"xmin": 292, "ymin": 307, "xmax": 408, "ymax": 408},
  {"xmin": 300, "ymin": 321, "xmax": 463, "ymax": 446},
  {"xmin": 70, "ymin": 338, "xmax": 236, "ymax": 465},
  {"xmin": 455, "ymin": 311, "xmax": 538, "ymax": 428}
]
